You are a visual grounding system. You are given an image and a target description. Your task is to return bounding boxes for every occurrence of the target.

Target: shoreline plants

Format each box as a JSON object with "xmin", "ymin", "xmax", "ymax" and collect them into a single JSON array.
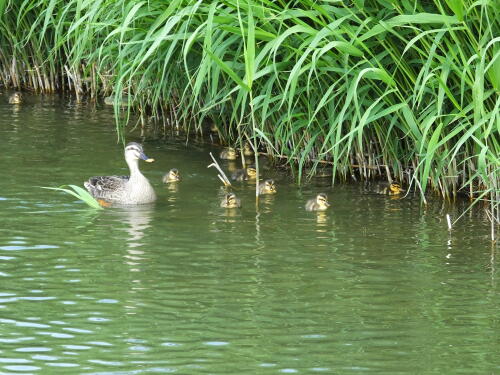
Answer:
[{"xmin": 1, "ymin": 0, "xmax": 498, "ymax": 232}]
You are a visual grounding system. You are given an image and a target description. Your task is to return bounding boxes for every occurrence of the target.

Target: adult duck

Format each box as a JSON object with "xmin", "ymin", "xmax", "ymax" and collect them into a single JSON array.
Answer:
[{"xmin": 84, "ymin": 142, "xmax": 156, "ymax": 205}]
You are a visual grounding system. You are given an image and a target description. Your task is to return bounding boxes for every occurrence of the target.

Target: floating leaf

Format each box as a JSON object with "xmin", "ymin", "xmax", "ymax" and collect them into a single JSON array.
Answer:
[{"xmin": 42, "ymin": 185, "xmax": 104, "ymax": 209}]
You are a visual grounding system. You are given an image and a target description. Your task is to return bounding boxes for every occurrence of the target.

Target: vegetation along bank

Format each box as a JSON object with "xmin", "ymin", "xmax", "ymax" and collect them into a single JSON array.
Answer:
[{"xmin": 0, "ymin": 0, "xmax": 498, "ymax": 230}]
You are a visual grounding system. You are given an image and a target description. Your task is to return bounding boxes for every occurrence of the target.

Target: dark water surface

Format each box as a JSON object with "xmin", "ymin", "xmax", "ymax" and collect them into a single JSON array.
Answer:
[{"xmin": 0, "ymin": 93, "xmax": 498, "ymax": 374}]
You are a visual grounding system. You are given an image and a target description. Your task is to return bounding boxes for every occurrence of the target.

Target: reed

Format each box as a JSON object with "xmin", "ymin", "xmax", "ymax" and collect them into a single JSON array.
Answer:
[
  {"xmin": 1, "ymin": 0, "xmax": 499, "ymax": 223},
  {"xmin": 42, "ymin": 185, "xmax": 104, "ymax": 209}
]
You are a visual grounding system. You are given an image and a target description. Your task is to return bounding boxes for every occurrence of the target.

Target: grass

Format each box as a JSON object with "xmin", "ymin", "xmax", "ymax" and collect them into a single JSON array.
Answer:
[
  {"xmin": 1, "ymin": 0, "xmax": 498, "ymax": 233},
  {"xmin": 42, "ymin": 185, "xmax": 104, "ymax": 210}
]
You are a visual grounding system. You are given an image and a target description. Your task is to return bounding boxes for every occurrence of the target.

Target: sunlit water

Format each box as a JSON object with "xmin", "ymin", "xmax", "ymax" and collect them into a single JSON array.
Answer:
[{"xmin": 0, "ymin": 93, "xmax": 498, "ymax": 374}]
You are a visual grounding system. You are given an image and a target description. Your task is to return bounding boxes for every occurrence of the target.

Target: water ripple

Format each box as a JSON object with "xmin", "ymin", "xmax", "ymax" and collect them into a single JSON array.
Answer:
[
  {"xmin": 15, "ymin": 347, "xmax": 52, "ymax": 353},
  {"xmin": 0, "ymin": 319, "xmax": 50, "ymax": 329},
  {"xmin": 0, "ymin": 100, "xmax": 496, "ymax": 374}
]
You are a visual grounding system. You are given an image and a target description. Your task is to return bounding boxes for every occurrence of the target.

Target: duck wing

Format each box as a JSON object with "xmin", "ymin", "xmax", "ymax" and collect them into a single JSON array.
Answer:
[{"xmin": 84, "ymin": 175, "xmax": 129, "ymax": 199}]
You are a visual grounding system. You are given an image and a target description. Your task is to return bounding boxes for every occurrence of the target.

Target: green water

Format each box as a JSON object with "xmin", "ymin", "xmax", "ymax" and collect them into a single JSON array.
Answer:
[{"xmin": 0, "ymin": 93, "xmax": 498, "ymax": 374}]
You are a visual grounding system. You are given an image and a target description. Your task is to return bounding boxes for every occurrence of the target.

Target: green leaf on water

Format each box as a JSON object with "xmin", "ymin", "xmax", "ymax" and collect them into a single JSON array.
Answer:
[{"xmin": 42, "ymin": 185, "xmax": 104, "ymax": 209}]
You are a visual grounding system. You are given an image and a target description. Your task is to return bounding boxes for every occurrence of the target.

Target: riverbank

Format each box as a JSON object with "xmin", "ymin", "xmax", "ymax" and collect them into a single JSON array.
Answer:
[{"xmin": 0, "ymin": 0, "xmax": 498, "ymax": 233}]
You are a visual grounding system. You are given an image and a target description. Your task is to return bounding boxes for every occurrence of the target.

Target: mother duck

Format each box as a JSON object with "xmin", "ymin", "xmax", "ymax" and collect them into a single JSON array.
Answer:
[{"xmin": 84, "ymin": 142, "xmax": 157, "ymax": 205}]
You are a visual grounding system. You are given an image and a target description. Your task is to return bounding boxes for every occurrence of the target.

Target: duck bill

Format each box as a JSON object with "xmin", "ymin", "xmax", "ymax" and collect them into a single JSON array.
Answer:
[{"xmin": 140, "ymin": 152, "xmax": 155, "ymax": 163}]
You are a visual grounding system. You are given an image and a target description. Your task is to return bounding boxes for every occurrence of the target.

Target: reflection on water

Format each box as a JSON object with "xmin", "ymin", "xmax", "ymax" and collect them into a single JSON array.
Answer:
[
  {"xmin": 164, "ymin": 181, "xmax": 180, "ymax": 194},
  {"xmin": 114, "ymin": 205, "xmax": 154, "ymax": 247},
  {"xmin": 113, "ymin": 206, "xmax": 154, "ymax": 277},
  {"xmin": 0, "ymin": 93, "xmax": 498, "ymax": 374}
]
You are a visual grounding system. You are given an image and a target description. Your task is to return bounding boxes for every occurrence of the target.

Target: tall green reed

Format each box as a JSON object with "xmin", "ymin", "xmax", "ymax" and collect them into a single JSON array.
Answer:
[{"xmin": 1, "ymin": 0, "xmax": 498, "ymax": 227}]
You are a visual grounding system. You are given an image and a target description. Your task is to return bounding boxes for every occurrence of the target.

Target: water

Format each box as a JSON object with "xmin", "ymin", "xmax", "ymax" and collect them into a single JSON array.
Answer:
[{"xmin": 0, "ymin": 93, "xmax": 498, "ymax": 374}]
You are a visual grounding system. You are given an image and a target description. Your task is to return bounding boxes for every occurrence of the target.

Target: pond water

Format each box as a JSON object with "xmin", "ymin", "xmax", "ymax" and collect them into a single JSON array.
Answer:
[{"xmin": 0, "ymin": 93, "xmax": 498, "ymax": 374}]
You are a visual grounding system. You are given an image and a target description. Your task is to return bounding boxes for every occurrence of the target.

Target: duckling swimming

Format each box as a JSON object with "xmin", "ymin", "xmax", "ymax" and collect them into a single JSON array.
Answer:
[
  {"xmin": 104, "ymin": 95, "xmax": 131, "ymax": 107},
  {"xmin": 162, "ymin": 168, "xmax": 181, "ymax": 183},
  {"xmin": 242, "ymin": 142, "xmax": 254, "ymax": 156},
  {"xmin": 258, "ymin": 179, "xmax": 277, "ymax": 195},
  {"xmin": 220, "ymin": 193, "xmax": 241, "ymax": 208},
  {"xmin": 8, "ymin": 92, "xmax": 22, "ymax": 104},
  {"xmin": 305, "ymin": 193, "xmax": 330, "ymax": 211},
  {"xmin": 220, "ymin": 147, "xmax": 238, "ymax": 160},
  {"xmin": 231, "ymin": 166, "xmax": 257, "ymax": 181},
  {"xmin": 373, "ymin": 182, "xmax": 405, "ymax": 195},
  {"xmin": 210, "ymin": 121, "xmax": 219, "ymax": 133}
]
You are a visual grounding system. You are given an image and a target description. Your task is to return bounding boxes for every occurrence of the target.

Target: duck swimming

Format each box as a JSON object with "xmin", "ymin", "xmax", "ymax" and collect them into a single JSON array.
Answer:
[
  {"xmin": 258, "ymin": 179, "xmax": 277, "ymax": 195},
  {"xmin": 305, "ymin": 193, "xmax": 330, "ymax": 211},
  {"xmin": 220, "ymin": 147, "xmax": 238, "ymax": 160},
  {"xmin": 220, "ymin": 193, "xmax": 241, "ymax": 208},
  {"xmin": 242, "ymin": 142, "xmax": 254, "ymax": 156},
  {"xmin": 103, "ymin": 95, "xmax": 131, "ymax": 107},
  {"xmin": 84, "ymin": 142, "xmax": 156, "ymax": 205},
  {"xmin": 162, "ymin": 168, "xmax": 181, "ymax": 183},
  {"xmin": 231, "ymin": 166, "xmax": 257, "ymax": 181},
  {"xmin": 373, "ymin": 182, "xmax": 405, "ymax": 195},
  {"xmin": 8, "ymin": 92, "xmax": 22, "ymax": 104},
  {"xmin": 210, "ymin": 121, "xmax": 219, "ymax": 133}
]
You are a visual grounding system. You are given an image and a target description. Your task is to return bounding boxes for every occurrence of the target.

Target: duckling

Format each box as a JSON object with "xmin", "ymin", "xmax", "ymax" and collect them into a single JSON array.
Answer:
[
  {"xmin": 220, "ymin": 193, "xmax": 241, "ymax": 208},
  {"xmin": 231, "ymin": 166, "xmax": 257, "ymax": 181},
  {"xmin": 373, "ymin": 182, "xmax": 405, "ymax": 195},
  {"xmin": 104, "ymin": 95, "xmax": 131, "ymax": 107},
  {"xmin": 226, "ymin": 161, "xmax": 238, "ymax": 173},
  {"xmin": 162, "ymin": 168, "xmax": 181, "ymax": 183},
  {"xmin": 220, "ymin": 147, "xmax": 238, "ymax": 160},
  {"xmin": 210, "ymin": 121, "xmax": 219, "ymax": 133},
  {"xmin": 258, "ymin": 179, "xmax": 277, "ymax": 195},
  {"xmin": 305, "ymin": 193, "xmax": 330, "ymax": 211},
  {"xmin": 8, "ymin": 92, "xmax": 22, "ymax": 104},
  {"xmin": 242, "ymin": 142, "xmax": 254, "ymax": 156}
]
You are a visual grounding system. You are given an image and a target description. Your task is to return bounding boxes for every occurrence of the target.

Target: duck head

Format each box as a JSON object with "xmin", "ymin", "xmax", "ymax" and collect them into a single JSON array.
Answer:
[
  {"xmin": 163, "ymin": 168, "xmax": 181, "ymax": 183},
  {"xmin": 389, "ymin": 182, "xmax": 404, "ymax": 195},
  {"xmin": 125, "ymin": 142, "xmax": 154, "ymax": 163},
  {"xmin": 262, "ymin": 179, "xmax": 277, "ymax": 194},
  {"xmin": 316, "ymin": 193, "xmax": 330, "ymax": 209}
]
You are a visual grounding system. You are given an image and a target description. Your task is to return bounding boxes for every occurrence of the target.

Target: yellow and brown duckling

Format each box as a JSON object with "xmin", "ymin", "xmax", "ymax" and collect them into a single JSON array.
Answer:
[
  {"xmin": 8, "ymin": 92, "xmax": 22, "ymax": 104},
  {"xmin": 104, "ymin": 95, "xmax": 131, "ymax": 107},
  {"xmin": 258, "ymin": 179, "xmax": 277, "ymax": 195},
  {"xmin": 162, "ymin": 168, "xmax": 181, "ymax": 183},
  {"xmin": 220, "ymin": 147, "xmax": 238, "ymax": 160},
  {"xmin": 305, "ymin": 193, "xmax": 330, "ymax": 211},
  {"xmin": 373, "ymin": 182, "xmax": 405, "ymax": 195},
  {"xmin": 242, "ymin": 142, "xmax": 254, "ymax": 156},
  {"xmin": 220, "ymin": 193, "xmax": 241, "ymax": 208},
  {"xmin": 231, "ymin": 165, "xmax": 257, "ymax": 181},
  {"xmin": 209, "ymin": 121, "xmax": 219, "ymax": 133}
]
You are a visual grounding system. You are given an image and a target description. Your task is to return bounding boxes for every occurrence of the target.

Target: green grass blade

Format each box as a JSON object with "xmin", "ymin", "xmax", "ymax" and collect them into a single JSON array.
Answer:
[{"xmin": 42, "ymin": 185, "xmax": 103, "ymax": 209}]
